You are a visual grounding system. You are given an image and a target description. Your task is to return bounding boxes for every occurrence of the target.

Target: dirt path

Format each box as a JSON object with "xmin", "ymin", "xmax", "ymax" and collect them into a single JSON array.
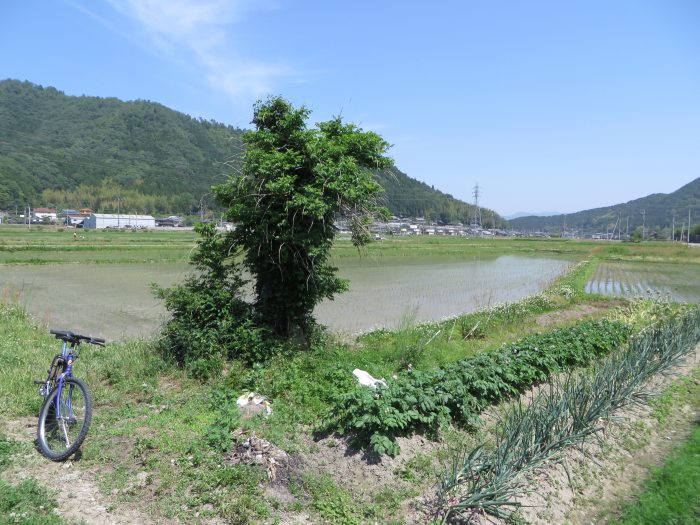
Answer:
[{"xmin": 1, "ymin": 416, "xmax": 163, "ymax": 525}]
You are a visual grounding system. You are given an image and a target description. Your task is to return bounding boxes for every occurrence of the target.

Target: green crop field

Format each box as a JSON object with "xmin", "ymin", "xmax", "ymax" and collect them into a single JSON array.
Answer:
[{"xmin": 0, "ymin": 225, "xmax": 199, "ymax": 264}]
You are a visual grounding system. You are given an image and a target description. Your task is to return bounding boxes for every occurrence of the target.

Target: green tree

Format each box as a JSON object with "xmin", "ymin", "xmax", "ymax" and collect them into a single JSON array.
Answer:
[
  {"xmin": 0, "ymin": 185, "xmax": 10, "ymax": 209},
  {"xmin": 215, "ymin": 96, "xmax": 392, "ymax": 339},
  {"xmin": 689, "ymin": 223, "xmax": 699, "ymax": 243}
]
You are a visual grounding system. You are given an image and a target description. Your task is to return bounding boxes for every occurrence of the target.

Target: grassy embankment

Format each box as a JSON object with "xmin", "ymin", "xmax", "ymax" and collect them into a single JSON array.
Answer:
[{"xmin": 1, "ymin": 230, "xmax": 700, "ymax": 523}]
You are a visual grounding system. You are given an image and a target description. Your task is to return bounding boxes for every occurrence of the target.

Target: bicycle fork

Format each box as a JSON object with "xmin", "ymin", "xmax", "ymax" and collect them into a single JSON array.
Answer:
[
  {"xmin": 55, "ymin": 381, "xmax": 73, "ymax": 447},
  {"xmin": 56, "ymin": 357, "xmax": 77, "ymax": 447}
]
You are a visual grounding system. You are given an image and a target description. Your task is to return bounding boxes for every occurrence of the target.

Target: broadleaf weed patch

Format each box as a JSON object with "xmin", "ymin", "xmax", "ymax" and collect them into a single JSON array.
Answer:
[{"xmin": 325, "ymin": 319, "xmax": 630, "ymax": 455}]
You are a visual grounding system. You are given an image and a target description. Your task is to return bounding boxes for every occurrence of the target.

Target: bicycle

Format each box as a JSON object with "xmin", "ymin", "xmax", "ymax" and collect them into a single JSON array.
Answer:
[{"xmin": 35, "ymin": 329, "xmax": 105, "ymax": 461}]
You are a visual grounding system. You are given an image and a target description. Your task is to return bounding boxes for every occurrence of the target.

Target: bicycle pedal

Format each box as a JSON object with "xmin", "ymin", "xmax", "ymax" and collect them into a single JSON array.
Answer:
[{"xmin": 34, "ymin": 380, "xmax": 45, "ymax": 384}]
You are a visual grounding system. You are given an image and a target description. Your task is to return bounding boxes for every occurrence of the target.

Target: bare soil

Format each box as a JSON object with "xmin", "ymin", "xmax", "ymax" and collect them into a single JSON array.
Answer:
[
  {"xmin": 463, "ymin": 346, "xmax": 700, "ymax": 525},
  {"xmin": 1, "ymin": 416, "xmax": 167, "ymax": 525},
  {"xmin": 288, "ymin": 431, "xmax": 441, "ymax": 521},
  {"xmin": 535, "ymin": 301, "xmax": 624, "ymax": 327}
]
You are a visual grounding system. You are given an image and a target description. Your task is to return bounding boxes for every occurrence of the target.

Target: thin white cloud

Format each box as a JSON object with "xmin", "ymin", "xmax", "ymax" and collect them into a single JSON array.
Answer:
[
  {"xmin": 64, "ymin": 0, "xmax": 145, "ymax": 49},
  {"xmin": 103, "ymin": 0, "xmax": 296, "ymax": 99}
]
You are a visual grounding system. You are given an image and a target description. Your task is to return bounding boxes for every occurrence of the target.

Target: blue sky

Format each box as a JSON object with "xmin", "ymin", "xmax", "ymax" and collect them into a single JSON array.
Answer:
[{"xmin": 2, "ymin": 0, "xmax": 699, "ymax": 216}]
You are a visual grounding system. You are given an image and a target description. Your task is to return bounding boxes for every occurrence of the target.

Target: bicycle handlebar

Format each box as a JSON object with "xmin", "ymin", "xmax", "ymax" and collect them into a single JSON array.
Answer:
[{"xmin": 50, "ymin": 329, "xmax": 106, "ymax": 347}]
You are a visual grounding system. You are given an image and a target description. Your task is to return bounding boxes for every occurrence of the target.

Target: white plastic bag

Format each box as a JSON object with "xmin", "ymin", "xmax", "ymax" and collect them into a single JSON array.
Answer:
[{"xmin": 352, "ymin": 368, "xmax": 387, "ymax": 388}]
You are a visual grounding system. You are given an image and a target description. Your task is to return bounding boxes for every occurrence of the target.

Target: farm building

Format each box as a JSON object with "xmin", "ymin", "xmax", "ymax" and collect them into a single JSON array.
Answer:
[
  {"xmin": 64, "ymin": 213, "xmax": 90, "ymax": 227},
  {"xmin": 60, "ymin": 209, "xmax": 91, "ymax": 227},
  {"xmin": 83, "ymin": 213, "xmax": 155, "ymax": 229}
]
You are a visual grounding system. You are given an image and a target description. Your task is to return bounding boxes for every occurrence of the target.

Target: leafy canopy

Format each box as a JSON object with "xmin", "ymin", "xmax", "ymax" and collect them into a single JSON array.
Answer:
[{"xmin": 214, "ymin": 96, "xmax": 392, "ymax": 338}]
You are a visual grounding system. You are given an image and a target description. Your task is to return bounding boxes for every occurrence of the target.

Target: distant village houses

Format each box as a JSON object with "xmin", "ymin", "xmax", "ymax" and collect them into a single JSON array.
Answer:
[
  {"xmin": 32, "ymin": 207, "xmax": 57, "ymax": 222},
  {"xmin": 337, "ymin": 216, "xmax": 511, "ymax": 238}
]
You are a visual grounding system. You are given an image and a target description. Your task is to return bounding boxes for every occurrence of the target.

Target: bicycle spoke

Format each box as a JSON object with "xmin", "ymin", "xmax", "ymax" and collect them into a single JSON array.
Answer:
[
  {"xmin": 60, "ymin": 419, "xmax": 71, "ymax": 448},
  {"xmin": 38, "ymin": 378, "xmax": 91, "ymax": 460}
]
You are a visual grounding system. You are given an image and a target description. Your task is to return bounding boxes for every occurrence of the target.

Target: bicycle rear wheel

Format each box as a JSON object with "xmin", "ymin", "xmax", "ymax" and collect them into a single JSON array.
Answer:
[{"xmin": 37, "ymin": 377, "xmax": 92, "ymax": 461}]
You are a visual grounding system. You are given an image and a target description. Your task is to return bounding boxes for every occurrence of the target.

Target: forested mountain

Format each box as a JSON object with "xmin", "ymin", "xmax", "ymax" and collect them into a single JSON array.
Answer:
[
  {"xmin": 0, "ymin": 79, "xmax": 238, "ymax": 214},
  {"xmin": 509, "ymin": 178, "xmax": 700, "ymax": 237},
  {"xmin": 0, "ymin": 79, "xmax": 503, "ymax": 225}
]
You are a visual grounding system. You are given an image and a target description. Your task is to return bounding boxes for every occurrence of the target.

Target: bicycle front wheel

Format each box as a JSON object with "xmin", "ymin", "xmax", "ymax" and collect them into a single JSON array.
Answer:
[{"xmin": 37, "ymin": 377, "xmax": 92, "ymax": 461}]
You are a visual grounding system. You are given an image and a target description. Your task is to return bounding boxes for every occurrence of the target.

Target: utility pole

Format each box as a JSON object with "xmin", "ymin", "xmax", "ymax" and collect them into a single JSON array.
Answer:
[
  {"xmin": 689, "ymin": 207, "xmax": 692, "ymax": 246},
  {"xmin": 681, "ymin": 222, "xmax": 685, "ymax": 244},
  {"xmin": 563, "ymin": 214, "xmax": 567, "ymax": 238},
  {"xmin": 672, "ymin": 210, "xmax": 675, "ymax": 242},
  {"xmin": 117, "ymin": 196, "xmax": 121, "ymax": 228},
  {"xmin": 641, "ymin": 210, "xmax": 646, "ymax": 241},
  {"xmin": 626, "ymin": 216, "xmax": 629, "ymax": 240},
  {"xmin": 610, "ymin": 214, "xmax": 619, "ymax": 241}
]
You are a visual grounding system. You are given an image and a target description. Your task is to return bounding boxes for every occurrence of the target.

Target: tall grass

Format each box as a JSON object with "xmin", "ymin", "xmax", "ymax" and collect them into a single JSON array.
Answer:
[
  {"xmin": 0, "ymin": 303, "xmax": 54, "ymax": 417},
  {"xmin": 0, "ymin": 301, "xmax": 274, "ymax": 524},
  {"xmin": 0, "ymin": 301, "xmax": 174, "ymax": 418}
]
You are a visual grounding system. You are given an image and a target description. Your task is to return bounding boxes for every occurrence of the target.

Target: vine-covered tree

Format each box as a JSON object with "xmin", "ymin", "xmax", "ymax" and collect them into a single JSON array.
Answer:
[{"xmin": 215, "ymin": 96, "xmax": 392, "ymax": 339}]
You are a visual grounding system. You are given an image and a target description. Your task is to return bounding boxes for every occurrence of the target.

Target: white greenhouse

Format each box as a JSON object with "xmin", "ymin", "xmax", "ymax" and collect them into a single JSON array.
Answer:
[{"xmin": 83, "ymin": 214, "xmax": 156, "ymax": 229}]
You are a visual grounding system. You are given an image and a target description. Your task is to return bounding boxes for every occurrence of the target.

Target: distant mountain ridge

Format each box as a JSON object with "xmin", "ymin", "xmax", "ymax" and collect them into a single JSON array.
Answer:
[
  {"xmin": 505, "ymin": 211, "xmax": 563, "ymax": 220},
  {"xmin": 0, "ymin": 79, "xmax": 504, "ymax": 226},
  {"xmin": 508, "ymin": 178, "xmax": 700, "ymax": 235}
]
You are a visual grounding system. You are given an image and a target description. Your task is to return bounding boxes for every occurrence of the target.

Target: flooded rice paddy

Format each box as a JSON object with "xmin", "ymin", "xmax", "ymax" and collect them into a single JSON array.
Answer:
[
  {"xmin": 0, "ymin": 263, "xmax": 191, "ymax": 341},
  {"xmin": 1, "ymin": 256, "xmax": 571, "ymax": 341},
  {"xmin": 585, "ymin": 260, "xmax": 700, "ymax": 303},
  {"xmin": 316, "ymin": 255, "xmax": 570, "ymax": 334}
]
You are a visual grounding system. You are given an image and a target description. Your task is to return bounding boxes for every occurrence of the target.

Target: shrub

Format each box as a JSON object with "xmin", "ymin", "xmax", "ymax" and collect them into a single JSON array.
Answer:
[{"xmin": 154, "ymin": 223, "xmax": 283, "ymax": 373}]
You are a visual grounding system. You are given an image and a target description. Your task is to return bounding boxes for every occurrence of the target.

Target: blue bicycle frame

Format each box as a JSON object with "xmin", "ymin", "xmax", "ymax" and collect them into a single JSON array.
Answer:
[
  {"xmin": 40, "ymin": 340, "xmax": 79, "ymax": 441},
  {"xmin": 55, "ymin": 341, "xmax": 76, "ymax": 419}
]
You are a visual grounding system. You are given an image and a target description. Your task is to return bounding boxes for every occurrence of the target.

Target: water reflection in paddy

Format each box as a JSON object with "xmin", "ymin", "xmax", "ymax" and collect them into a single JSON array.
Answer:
[
  {"xmin": 317, "ymin": 255, "xmax": 571, "ymax": 335},
  {"xmin": 1, "ymin": 255, "xmax": 570, "ymax": 340}
]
